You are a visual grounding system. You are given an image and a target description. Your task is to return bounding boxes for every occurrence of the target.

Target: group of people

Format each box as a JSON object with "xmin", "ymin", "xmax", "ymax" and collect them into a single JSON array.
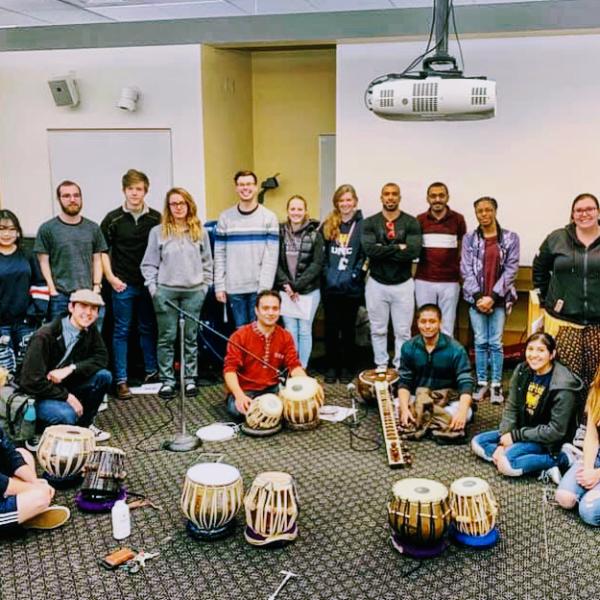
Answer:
[{"xmin": 2, "ymin": 166, "xmax": 600, "ymax": 531}]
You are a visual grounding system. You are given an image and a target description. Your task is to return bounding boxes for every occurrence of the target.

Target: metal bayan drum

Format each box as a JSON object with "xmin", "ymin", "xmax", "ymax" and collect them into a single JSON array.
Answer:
[
  {"xmin": 242, "ymin": 394, "xmax": 283, "ymax": 437},
  {"xmin": 280, "ymin": 376, "xmax": 324, "ymax": 430},
  {"xmin": 181, "ymin": 462, "xmax": 243, "ymax": 540},
  {"xmin": 449, "ymin": 477, "xmax": 500, "ymax": 548},
  {"xmin": 37, "ymin": 425, "xmax": 96, "ymax": 487},
  {"xmin": 357, "ymin": 368, "xmax": 399, "ymax": 404},
  {"xmin": 244, "ymin": 471, "xmax": 299, "ymax": 546},
  {"xmin": 388, "ymin": 478, "xmax": 451, "ymax": 558}
]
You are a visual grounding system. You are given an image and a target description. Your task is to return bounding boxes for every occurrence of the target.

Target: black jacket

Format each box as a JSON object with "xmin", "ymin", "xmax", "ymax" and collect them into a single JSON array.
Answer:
[
  {"xmin": 533, "ymin": 223, "xmax": 600, "ymax": 324},
  {"xmin": 275, "ymin": 220, "xmax": 324, "ymax": 294},
  {"xmin": 101, "ymin": 206, "xmax": 161, "ymax": 287},
  {"xmin": 498, "ymin": 361, "xmax": 582, "ymax": 450},
  {"xmin": 322, "ymin": 210, "xmax": 366, "ymax": 298},
  {"xmin": 361, "ymin": 211, "xmax": 422, "ymax": 285},
  {"xmin": 0, "ymin": 426, "xmax": 26, "ymax": 496},
  {"xmin": 18, "ymin": 318, "xmax": 108, "ymax": 401}
]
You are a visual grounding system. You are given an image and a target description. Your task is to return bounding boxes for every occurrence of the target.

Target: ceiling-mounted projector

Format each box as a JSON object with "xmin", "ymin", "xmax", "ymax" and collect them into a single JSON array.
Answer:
[
  {"xmin": 366, "ymin": 0, "xmax": 496, "ymax": 122},
  {"xmin": 366, "ymin": 76, "xmax": 496, "ymax": 121}
]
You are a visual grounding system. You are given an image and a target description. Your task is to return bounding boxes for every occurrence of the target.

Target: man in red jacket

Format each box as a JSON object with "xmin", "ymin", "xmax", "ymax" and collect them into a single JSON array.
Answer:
[{"xmin": 223, "ymin": 290, "xmax": 305, "ymax": 419}]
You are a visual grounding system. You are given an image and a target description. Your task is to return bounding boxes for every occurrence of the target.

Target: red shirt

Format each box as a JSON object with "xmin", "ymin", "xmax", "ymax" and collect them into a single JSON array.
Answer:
[
  {"xmin": 223, "ymin": 322, "xmax": 302, "ymax": 392},
  {"xmin": 415, "ymin": 208, "xmax": 466, "ymax": 283}
]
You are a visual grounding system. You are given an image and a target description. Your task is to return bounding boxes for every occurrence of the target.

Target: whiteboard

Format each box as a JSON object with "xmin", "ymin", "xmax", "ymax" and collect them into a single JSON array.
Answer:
[{"xmin": 47, "ymin": 129, "xmax": 173, "ymax": 225}]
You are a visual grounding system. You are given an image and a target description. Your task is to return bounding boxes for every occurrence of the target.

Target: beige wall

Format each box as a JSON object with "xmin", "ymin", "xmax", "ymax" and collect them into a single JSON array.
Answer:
[
  {"xmin": 201, "ymin": 46, "xmax": 336, "ymax": 221},
  {"xmin": 251, "ymin": 49, "xmax": 336, "ymax": 220},
  {"xmin": 201, "ymin": 46, "xmax": 253, "ymax": 220}
]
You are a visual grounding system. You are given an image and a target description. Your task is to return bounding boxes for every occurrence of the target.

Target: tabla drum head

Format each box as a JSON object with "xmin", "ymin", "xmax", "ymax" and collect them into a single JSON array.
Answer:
[
  {"xmin": 195, "ymin": 423, "xmax": 237, "ymax": 442},
  {"xmin": 450, "ymin": 477, "xmax": 489, "ymax": 497},
  {"xmin": 252, "ymin": 471, "xmax": 293, "ymax": 490},
  {"xmin": 256, "ymin": 394, "xmax": 283, "ymax": 418},
  {"xmin": 284, "ymin": 376, "xmax": 318, "ymax": 400},
  {"xmin": 186, "ymin": 463, "xmax": 240, "ymax": 486},
  {"xmin": 392, "ymin": 478, "xmax": 448, "ymax": 503}
]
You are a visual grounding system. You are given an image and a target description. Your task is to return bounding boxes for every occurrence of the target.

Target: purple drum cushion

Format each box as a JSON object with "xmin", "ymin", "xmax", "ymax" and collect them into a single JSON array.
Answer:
[{"xmin": 75, "ymin": 487, "xmax": 127, "ymax": 513}]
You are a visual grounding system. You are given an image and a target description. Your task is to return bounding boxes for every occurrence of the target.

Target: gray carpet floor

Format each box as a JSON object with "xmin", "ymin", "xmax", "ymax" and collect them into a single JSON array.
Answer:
[{"xmin": 1, "ymin": 382, "xmax": 598, "ymax": 600}]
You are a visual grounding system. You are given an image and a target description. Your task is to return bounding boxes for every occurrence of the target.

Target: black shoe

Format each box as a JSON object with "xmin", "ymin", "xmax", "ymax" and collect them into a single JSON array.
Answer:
[
  {"xmin": 324, "ymin": 368, "xmax": 337, "ymax": 384},
  {"xmin": 158, "ymin": 383, "xmax": 176, "ymax": 400},
  {"xmin": 339, "ymin": 368, "xmax": 354, "ymax": 384},
  {"xmin": 185, "ymin": 382, "xmax": 198, "ymax": 397},
  {"xmin": 144, "ymin": 371, "xmax": 160, "ymax": 384}
]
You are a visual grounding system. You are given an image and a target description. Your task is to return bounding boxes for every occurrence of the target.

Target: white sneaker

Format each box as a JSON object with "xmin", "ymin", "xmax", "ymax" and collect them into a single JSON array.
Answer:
[
  {"xmin": 25, "ymin": 436, "xmax": 40, "ymax": 452},
  {"xmin": 97, "ymin": 393, "xmax": 109, "ymax": 412},
  {"xmin": 560, "ymin": 442, "xmax": 583, "ymax": 468},
  {"xmin": 490, "ymin": 385, "xmax": 504, "ymax": 405},
  {"xmin": 473, "ymin": 383, "xmax": 489, "ymax": 402},
  {"xmin": 539, "ymin": 466, "xmax": 562, "ymax": 485},
  {"xmin": 89, "ymin": 424, "xmax": 111, "ymax": 443},
  {"xmin": 573, "ymin": 424, "xmax": 586, "ymax": 449}
]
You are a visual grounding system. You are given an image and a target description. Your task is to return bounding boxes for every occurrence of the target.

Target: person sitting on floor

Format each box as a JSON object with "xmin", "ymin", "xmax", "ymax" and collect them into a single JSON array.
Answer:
[
  {"xmin": 471, "ymin": 332, "xmax": 582, "ymax": 481},
  {"xmin": 223, "ymin": 290, "xmax": 306, "ymax": 420},
  {"xmin": 397, "ymin": 303, "xmax": 474, "ymax": 442},
  {"xmin": 17, "ymin": 289, "xmax": 112, "ymax": 445},
  {"xmin": 0, "ymin": 425, "xmax": 69, "ymax": 532},
  {"xmin": 555, "ymin": 368, "xmax": 600, "ymax": 525}
]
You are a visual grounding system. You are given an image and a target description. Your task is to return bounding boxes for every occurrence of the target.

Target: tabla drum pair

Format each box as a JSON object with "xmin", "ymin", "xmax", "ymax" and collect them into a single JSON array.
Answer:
[
  {"xmin": 280, "ymin": 376, "xmax": 324, "ymax": 430},
  {"xmin": 75, "ymin": 447, "xmax": 127, "ymax": 512},
  {"xmin": 181, "ymin": 462, "xmax": 244, "ymax": 540},
  {"xmin": 244, "ymin": 471, "xmax": 299, "ymax": 547},
  {"xmin": 37, "ymin": 425, "xmax": 96, "ymax": 488},
  {"xmin": 387, "ymin": 478, "xmax": 451, "ymax": 558},
  {"xmin": 241, "ymin": 394, "xmax": 283, "ymax": 437},
  {"xmin": 449, "ymin": 477, "xmax": 499, "ymax": 548}
]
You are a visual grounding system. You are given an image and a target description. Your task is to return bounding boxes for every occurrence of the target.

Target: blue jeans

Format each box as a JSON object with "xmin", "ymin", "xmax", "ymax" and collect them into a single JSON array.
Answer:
[
  {"xmin": 228, "ymin": 292, "xmax": 257, "ymax": 328},
  {"xmin": 282, "ymin": 289, "xmax": 320, "ymax": 368},
  {"xmin": 0, "ymin": 321, "xmax": 34, "ymax": 359},
  {"xmin": 468, "ymin": 306, "xmax": 506, "ymax": 385},
  {"xmin": 112, "ymin": 284, "xmax": 158, "ymax": 383},
  {"xmin": 471, "ymin": 429, "xmax": 556, "ymax": 475},
  {"xmin": 226, "ymin": 385, "xmax": 279, "ymax": 422},
  {"xmin": 49, "ymin": 292, "xmax": 105, "ymax": 332},
  {"xmin": 557, "ymin": 450, "xmax": 600, "ymax": 526},
  {"xmin": 36, "ymin": 369, "xmax": 112, "ymax": 428}
]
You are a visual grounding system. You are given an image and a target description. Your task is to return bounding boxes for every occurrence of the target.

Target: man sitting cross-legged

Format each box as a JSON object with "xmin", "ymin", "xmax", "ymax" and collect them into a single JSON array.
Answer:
[
  {"xmin": 223, "ymin": 290, "xmax": 306, "ymax": 420},
  {"xmin": 397, "ymin": 303, "xmax": 474, "ymax": 443}
]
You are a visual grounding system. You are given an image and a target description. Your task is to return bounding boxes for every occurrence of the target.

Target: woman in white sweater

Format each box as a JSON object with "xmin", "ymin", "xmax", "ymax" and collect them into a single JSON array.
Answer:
[{"xmin": 141, "ymin": 188, "xmax": 213, "ymax": 399}]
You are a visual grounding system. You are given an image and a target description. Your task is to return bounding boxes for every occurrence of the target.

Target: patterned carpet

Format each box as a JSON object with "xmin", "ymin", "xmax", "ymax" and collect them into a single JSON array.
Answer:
[{"xmin": 1, "ymin": 381, "xmax": 597, "ymax": 600}]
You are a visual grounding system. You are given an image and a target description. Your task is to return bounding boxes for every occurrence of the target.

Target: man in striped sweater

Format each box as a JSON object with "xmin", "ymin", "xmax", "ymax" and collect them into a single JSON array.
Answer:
[{"xmin": 214, "ymin": 170, "xmax": 279, "ymax": 328}]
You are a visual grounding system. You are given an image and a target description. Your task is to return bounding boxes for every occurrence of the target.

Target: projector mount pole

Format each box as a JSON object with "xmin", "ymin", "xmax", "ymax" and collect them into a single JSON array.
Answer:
[{"xmin": 423, "ymin": 0, "xmax": 461, "ymax": 77}]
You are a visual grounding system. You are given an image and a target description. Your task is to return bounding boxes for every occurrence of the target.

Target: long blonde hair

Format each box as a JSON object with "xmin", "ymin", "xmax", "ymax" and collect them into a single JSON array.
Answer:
[
  {"xmin": 586, "ymin": 369, "xmax": 600, "ymax": 427},
  {"xmin": 322, "ymin": 184, "xmax": 358, "ymax": 241},
  {"xmin": 161, "ymin": 187, "xmax": 203, "ymax": 242}
]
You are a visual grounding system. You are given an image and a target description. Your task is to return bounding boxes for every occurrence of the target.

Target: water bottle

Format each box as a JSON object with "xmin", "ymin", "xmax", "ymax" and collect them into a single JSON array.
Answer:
[
  {"xmin": 111, "ymin": 499, "xmax": 131, "ymax": 540},
  {"xmin": 22, "ymin": 398, "xmax": 36, "ymax": 442}
]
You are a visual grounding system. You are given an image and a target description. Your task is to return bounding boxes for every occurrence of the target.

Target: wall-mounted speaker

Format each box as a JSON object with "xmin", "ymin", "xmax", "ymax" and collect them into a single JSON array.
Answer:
[{"xmin": 48, "ymin": 76, "xmax": 80, "ymax": 108}]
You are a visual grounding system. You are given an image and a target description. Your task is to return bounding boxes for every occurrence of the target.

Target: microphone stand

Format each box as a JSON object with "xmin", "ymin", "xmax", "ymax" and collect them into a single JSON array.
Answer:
[{"xmin": 162, "ymin": 299, "xmax": 286, "ymax": 452}]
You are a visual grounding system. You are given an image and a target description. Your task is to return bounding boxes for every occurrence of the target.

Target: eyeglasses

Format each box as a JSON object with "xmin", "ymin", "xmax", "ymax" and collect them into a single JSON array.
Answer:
[
  {"xmin": 573, "ymin": 207, "xmax": 598, "ymax": 215},
  {"xmin": 385, "ymin": 220, "xmax": 395, "ymax": 240},
  {"xmin": 169, "ymin": 201, "xmax": 187, "ymax": 208}
]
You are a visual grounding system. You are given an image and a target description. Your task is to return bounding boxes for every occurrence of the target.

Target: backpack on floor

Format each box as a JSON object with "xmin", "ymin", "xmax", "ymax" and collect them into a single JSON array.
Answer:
[{"xmin": 0, "ymin": 383, "xmax": 32, "ymax": 443}]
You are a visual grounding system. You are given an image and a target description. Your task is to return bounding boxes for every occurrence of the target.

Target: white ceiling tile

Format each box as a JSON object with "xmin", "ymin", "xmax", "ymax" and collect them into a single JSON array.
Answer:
[
  {"xmin": 0, "ymin": 7, "xmax": 48, "ymax": 26},
  {"xmin": 91, "ymin": 2, "xmax": 242, "ymax": 20},
  {"xmin": 229, "ymin": 0, "xmax": 315, "ymax": 16},
  {"xmin": 310, "ymin": 0, "xmax": 394, "ymax": 11}
]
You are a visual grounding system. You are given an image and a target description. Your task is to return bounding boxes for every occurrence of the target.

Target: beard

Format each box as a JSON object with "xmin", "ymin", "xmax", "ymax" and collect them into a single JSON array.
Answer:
[{"xmin": 61, "ymin": 202, "xmax": 82, "ymax": 216}]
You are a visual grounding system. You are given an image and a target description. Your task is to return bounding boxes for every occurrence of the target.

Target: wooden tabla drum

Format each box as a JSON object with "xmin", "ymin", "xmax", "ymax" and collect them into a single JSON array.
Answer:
[
  {"xmin": 244, "ymin": 394, "xmax": 283, "ymax": 433},
  {"xmin": 37, "ymin": 425, "xmax": 95, "ymax": 485},
  {"xmin": 181, "ymin": 462, "xmax": 243, "ymax": 539},
  {"xmin": 77, "ymin": 447, "xmax": 127, "ymax": 511},
  {"xmin": 388, "ymin": 478, "xmax": 451, "ymax": 558},
  {"xmin": 449, "ymin": 477, "xmax": 499, "ymax": 547},
  {"xmin": 280, "ymin": 376, "xmax": 324, "ymax": 430},
  {"xmin": 244, "ymin": 471, "xmax": 299, "ymax": 546},
  {"xmin": 357, "ymin": 368, "xmax": 399, "ymax": 404}
]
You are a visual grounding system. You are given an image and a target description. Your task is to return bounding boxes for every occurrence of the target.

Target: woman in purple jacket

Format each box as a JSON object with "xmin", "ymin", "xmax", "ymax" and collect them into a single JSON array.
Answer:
[{"xmin": 460, "ymin": 197, "xmax": 520, "ymax": 404}]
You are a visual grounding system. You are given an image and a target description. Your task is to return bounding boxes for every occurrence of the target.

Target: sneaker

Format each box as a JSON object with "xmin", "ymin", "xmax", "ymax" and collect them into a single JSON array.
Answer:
[
  {"xmin": 117, "ymin": 382, "xmax": 133, "ymax": 401},
  {"xmin": 89, "ymin": 424, "xmax": 111, "ymax": 443},
  {"xmin": 25, "ymin": 436, "xmax": 41, "ymax": 453},
  {"xmin": 158, "ymin": 383, "xmax": 176, "ymax": 400},
  {"xmin": 539, "ymin": 466, "xmax": 562, "ymax": 486},
  {"xmin": 184, "ymin": 382, "xmax": 198, "ymax": 397},
  {"xmin": 490, "ymin": 385, "xmax": 504, "ymax": 405},
  {"xmin": 560, "ymin": 442, "xmax": 583, "ymax": 468},
  {"xmin": 472, "ymin": 383, "xmax": 489, "ymax": 402},
  {"xmin": 339, "ymin": 368, "xmax": 354, "ymax": 384},
  {"xmin": 573, "ymin": 424, "xmax": 586, "ymax": 449},
  {"xmin": 97, "ymin": 400, "xmax": 108, "ymax": 413},
  {"xmin": 324, "ymin": 368, "xmax": 337, "ymax": 384},
  {"xmin": 144, "ymin": 370, "xmax": 160, "ymax": 384},
  {"xmin": 22, "ymin": 505, "xmax": 70, "ymax": 530}
]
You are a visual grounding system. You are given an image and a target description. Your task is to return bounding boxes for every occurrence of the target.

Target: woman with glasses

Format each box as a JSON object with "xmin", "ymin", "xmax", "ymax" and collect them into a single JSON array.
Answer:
[
  {"xmin": 275, "ymin": 195, "xmax": 324, "ymax": 369},
  {"xmin": 460, "ymin": 197, "xmax": 520, "ymax": 404},
  {"xmin": 321, "ymin": 184, "xmax": 366, "ymax": 384},
  {"xmin": 141, "ymin": 188, "xmax": 213, "ymax": 400},
  {"xmin": 0, "ymin": 209, "xmax": 47, "ymax": 367}
]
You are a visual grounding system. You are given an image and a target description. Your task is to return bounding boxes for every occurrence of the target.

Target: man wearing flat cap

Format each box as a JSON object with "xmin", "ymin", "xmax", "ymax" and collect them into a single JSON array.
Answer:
[{"xmin": 18, "ymin": 289, "xmax": 112, "ymax": 444}]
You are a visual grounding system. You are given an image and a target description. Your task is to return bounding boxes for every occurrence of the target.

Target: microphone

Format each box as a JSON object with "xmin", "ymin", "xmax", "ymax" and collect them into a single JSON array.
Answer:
[{"xmin": 347, "ymin": 382, "xmax": 358, "ymax": 425}]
